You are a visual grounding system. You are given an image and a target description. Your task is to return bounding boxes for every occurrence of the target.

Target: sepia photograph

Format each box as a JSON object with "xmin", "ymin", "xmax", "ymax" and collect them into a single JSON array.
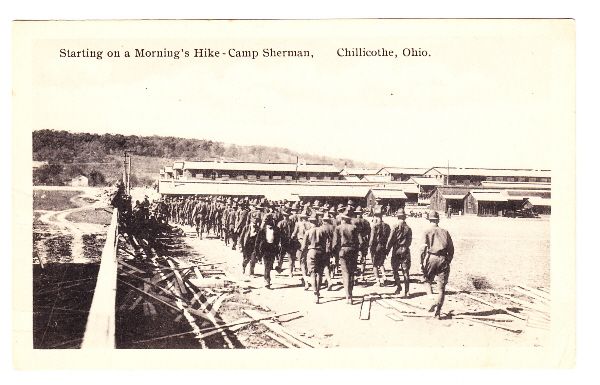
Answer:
[{"xmin": 12, "ymin": 18, "xmax": 575, "ymax": 368}]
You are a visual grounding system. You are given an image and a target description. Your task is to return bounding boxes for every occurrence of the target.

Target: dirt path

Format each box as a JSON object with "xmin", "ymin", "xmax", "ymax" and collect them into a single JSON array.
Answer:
[
  {"xmin": 34, "ymin": 188, "xmax": 110, "ymax": 264},
  {"xmin": 176, "ymin": 225, "xmax": 550, "ymax": 348}
]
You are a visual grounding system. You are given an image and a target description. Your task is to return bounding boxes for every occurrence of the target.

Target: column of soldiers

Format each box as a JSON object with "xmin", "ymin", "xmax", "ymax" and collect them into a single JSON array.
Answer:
[{"xmin": 161, "ymin": 194, "xmax": 454, "ymax": 318}]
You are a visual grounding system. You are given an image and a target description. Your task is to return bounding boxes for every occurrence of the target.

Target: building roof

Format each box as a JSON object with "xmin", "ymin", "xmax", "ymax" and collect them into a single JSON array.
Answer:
[
  {"xmin": 377, "ymin": 167, "xmax": 428, "ymax": 175},
  {"xmin": 172, "ymin": 162, "xmax": 185, "ymax": 170},
  {"xmin": 369, "ymin": 189, "xmax": 408, "ymax": 200},
  {"xmin": 340, "ymin": 175, "xmax": 363, "ymax": 182},
  {"xmin": 432, "ymin": 186, "xmax": 471, "ymax": 197},
  {"xmin": 410, "ymin": 177, "xmax": 443, "ymax": 186},
  {"xmin": 362, "ymin": 175, "xmax": 393, "ymax": 183},
  {"xmin": 340, "ymin": 167, "xmax": 380, "ymax": 176},
  {"xmin": 425, "ymin": 166, "xmax": 551, "ymax": 179},
  {"xmin": 164, "ymin": 166, "xmax": 174, "ymax": 173},
  {"xmin": 481, "ymin": 181, "xmax": 551, "ymax": 190},
  {"xmin": 181, "ymin": 161, "xmax": 340, "ymax": 174},
  {"xmin": 504, "ymin": 190, "xmax": 551, "ymax": 199},
  {"xmin": 296, "ymin": 185, "xmax": 371, "ymax": 198},
  {"xmin": 470, "ymin": 191, "xmax": 508, "ymax": 202}
]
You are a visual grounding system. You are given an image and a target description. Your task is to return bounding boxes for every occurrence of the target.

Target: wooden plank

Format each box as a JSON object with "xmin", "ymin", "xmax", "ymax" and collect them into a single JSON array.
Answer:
[
  {"xmin": 118, "ymin": 260, "xmax": 146, "ymax": 274},
  {"xmin": 117, "ymin": 279, "xmax": 182, "ymax": 313},
  {"xmin": 458, "ymin": 292, "xmax": 527, "ymax": 321},
  {"xmin": 519, "ymin": 285, "xmax": 551, "ymax": 301},
  {"xmin": 489, "ymin": 292, "xmax": 549, "ymax": 314},
  {"xmin": 128, "ymin": 295, "xmax": 144, "ymax": 311},
  {"xmin": 359, "ymin": 298, "xmax": 371, "ymax": 320},
  {"xmin": 514, "ymin": 286, "xmax": 550, "ymax": 303},
  {"xmin": 244, "ymin": 309, "xmax": 314, "ymax": 348},
  {"xmin": 82, "ymin": 208, "xmax": 119, "ymax": 349},
  {"xmin": 167, "ymin": 259, "xmax": 188, "ymax": 294},
  {"xmin": 133, "ymin": 311, "xmax": 300, "ymax": 344},
  {"xmin": 454, "ymin": 317, "xmax": 522, "ymax": 334}
]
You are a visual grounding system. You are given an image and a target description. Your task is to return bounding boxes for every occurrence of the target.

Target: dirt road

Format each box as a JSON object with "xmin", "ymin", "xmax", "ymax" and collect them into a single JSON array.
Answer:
[{"xmin": 178, "ymin": 225, "xmax": 550, "ymax": 348}]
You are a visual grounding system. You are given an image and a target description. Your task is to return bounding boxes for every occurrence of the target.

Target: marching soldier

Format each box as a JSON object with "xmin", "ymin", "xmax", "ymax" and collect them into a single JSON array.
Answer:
[
  {"xmin": 302, "ymin": 212, "xmax": 330, "ymax": 303},
  {"xmin": 386, "ymin": 208, "xmax": 412, "ymax": 297},
  {"xmin": 420, "ymin": 210, "xmax": 454, "ymax": 319},
  {"xmin": 332, "ymin": 207, "xmax": 360, "ymax": 304},
  {"xmin": 320, "ymin": 209, "xmax": 336, "ymax": 290},
  {"xmin": 291, "ymin": 210, "xmax": 311, "ymax": 288},
  {"xmin": 369, "ymin": 206, "xmax": 391, "ymax": 287},
  {"xmin": 276, "ymin": 208, "xmax": 293, "ymax": 273},
  {"xmin": 352, "ymin": 206, "xmax": 371, "ymax": 282},
  {"xmin": 254, "ymin": 215, "xmax": 283, "ymax": 289}
]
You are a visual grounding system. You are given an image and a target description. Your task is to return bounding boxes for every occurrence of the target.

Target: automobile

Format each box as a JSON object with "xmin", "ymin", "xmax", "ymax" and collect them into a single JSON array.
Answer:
[{"xmin": 505, "ymin": 208, "xmax": 539, "ymax": 218}]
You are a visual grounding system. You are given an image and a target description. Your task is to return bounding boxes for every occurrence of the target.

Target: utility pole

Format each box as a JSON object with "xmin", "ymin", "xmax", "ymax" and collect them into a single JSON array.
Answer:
[
  {"xmin": 446, "ymin": 160, "xmax": 450, "ymax": 186},
  {"xmin": 123, "ymin": 151, "xmax": 132, "ymax": 195}
]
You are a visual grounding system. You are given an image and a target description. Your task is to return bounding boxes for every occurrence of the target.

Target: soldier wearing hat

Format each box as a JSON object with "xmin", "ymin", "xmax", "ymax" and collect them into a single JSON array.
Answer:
[
  {"xmin": 292, "ymin": 209, "xmax": 312, "ymax": 288},
  {"xmin": 320, "ymin": 211, "xmax": 336, "ymax": 290},
  {"xmin": 233, "ymin": 201, "xmax": 249, "ymax": 250},
  {"xmin": 332, "ymin": 207, "xmax": 360, "ymax": 304},
  {"xmin": 420, "ymin": 210, "xmax": 454, "ymax": 319},
  {"xmin": 352, "ymin": 206, "xmax": 371, "ymax": 282},
  {"xmin": 276, "ymin": 208, "xmax": 293, "ymax": 273},
  {"xmin": 301, "ymin": 212, "xmax": 330, "ymax": 303},
  {"xmin": 254, "ymin": 215, "xmax": 283, "ymax": 289},
  {"xmin": 386, "ymin": 208, "xmax": 413, "ymax": 296},
  {"xmin": 369, "ymin": 205, "xmax": 391, "ymax": 287}
]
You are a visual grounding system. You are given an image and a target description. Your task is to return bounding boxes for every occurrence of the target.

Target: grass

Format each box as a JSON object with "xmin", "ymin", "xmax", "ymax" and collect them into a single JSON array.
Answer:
[
  {"xmin": 33, "ymin": 190, "xmax": 82, "ymax": 211},
  {"xmin": 66, "ymin": 209, "xmax": 112, "ymax": 225}
]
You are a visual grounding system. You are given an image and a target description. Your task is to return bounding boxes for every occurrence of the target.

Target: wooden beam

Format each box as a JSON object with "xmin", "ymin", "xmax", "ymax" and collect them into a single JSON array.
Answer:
[{"xmin": 82, "ymin": 208, "xmax": 119, "ymax": 349}]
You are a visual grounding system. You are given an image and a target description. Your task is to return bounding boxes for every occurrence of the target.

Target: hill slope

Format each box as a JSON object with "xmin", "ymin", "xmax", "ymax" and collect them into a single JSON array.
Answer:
[{"xmin": 32, "ymin": 130, "xmax": 377, "ymax": 186}]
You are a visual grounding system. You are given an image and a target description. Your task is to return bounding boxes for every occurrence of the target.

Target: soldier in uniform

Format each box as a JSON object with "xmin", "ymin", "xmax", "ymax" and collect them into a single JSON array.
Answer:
[
  {"xmin": 233, "ymin": 201, "xmax": 249, "ymax": 250},
  {"xmin": 254, "ymin": 215, "xmax": 283, "ymax": 289},
  {"xmin": 291, "ymin": 210, "xmax": 311, "ymax": 288},
  {"xmin": 369, "ymin": 206, "xmax": 391, "ymax": 287},
  {"xmin": 302, "ymin": 212, "xmax": 330, "ymax": 303},
  {"xmin": 420, "ymin": 210, "xmax": 454, "ymax": 319},
  {"xmin": 332, "ymin": 208, "xmax": 360, "ymax": 304},
  {"xmin": 386, "ymin": 208, "xmax": 413, "ymax": 297},
  {"xmin": 352, "ymin": 206, "xmax": 371, "ymax": 282},
  {"xmin": 276, "ymin": 208, "xmax": 293, "ymax": 273},
  {"xmin": 320, "ymin": 209, "xmax": 336, "ymax": 290}
]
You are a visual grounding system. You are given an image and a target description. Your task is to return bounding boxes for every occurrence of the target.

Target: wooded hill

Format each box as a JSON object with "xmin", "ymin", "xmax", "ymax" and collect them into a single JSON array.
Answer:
[{"xmin": 32, "ymin": 130, "xmax": 374, "ymax": 186}]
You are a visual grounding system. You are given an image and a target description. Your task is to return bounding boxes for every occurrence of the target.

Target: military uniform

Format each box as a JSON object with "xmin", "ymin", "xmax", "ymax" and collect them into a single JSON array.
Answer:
[
  {"xmin": 386, "ymin": 210, "xmax": 413, "ymax": 295},
  {"xmin": 302, "ymin": 213, "xmax": 330, "ymax": 301},
  {"xmin": 254, "ymin": 220, "xmax": 283, "ymax": 288},
  {"xmin": 332, "ymin": 210, "xmax": 360, "ymax": 304},
  {"xmin": 369, "ymin": 213, "xmax": 391, "ymax": 286},
  {"xmin": 420, "ymin": 211, "xmax": 454, "ymax": 317}
]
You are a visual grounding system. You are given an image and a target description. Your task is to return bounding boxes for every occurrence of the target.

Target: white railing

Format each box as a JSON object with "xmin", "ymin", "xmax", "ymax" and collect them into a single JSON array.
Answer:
[{"xmin": 81, "ymin": 208, "xmax": 119, "ymax": 349}]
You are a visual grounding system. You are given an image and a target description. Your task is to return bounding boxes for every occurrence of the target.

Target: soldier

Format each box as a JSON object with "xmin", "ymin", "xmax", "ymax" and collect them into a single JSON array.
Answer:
[
  {"xmin": 332, "ymin": 207, "xmax": 360, "ymax": 304},
  {"xmin": 386, "ymin": 208, "xmax": 413, "ymax": 297},
  {"xmin": 302, "ymin": 212, "xmax": 330, "ymax": 303},
  {"xmin": 320, "ymin": 210, "xmax": 336, "ymax": 290},
  {"xmin": 420, "ymin": 210, "xmax": 454, "ymax": 319},
  {"xmin": 241, "ymin": 212, "xmax": 261, "ymax": 276},
  {"xmin": 369, "ymin": 206, "xmax": 391, "ymax": 287},
  {"xmin": 291, "ymin": 210, "xmax": 311, "ymax": 287},
  {"xmin": 353, "ymin": 206, "xmax": 371, "ymax": 282},
  {"xmin": 233, "ymin": 201, "xmax": 249, "ymax": 250},
  {"xmin": 276, "ymin": 208, "xmax": 293, "ymax": 273},
  {"xmin": 254, "ymin": 215, "xmax": 283, "ymax": 289}
]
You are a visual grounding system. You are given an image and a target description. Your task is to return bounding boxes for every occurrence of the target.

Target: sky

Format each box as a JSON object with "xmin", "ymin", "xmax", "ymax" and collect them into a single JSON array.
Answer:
[{"xmin": 21, "ymin": 19, "xmax": 574, "ymax": 169}]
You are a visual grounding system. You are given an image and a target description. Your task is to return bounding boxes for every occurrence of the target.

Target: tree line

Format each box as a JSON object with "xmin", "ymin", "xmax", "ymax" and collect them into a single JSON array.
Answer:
[{"xmin": 32, "ymin": 130, "xmax": 368, "ymax": 186}]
